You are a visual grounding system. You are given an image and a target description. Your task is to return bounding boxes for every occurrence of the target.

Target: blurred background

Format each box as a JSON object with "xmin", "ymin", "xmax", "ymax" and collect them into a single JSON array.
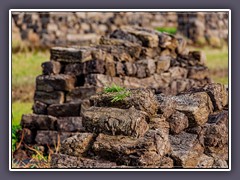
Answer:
[{"xmin": 11, "ymin": 11, "xmax": 228, "ymax": 136}]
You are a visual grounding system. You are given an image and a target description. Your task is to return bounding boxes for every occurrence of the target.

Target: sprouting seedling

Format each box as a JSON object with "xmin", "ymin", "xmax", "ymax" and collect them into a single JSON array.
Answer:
[
  {"xmin": 103, "ymin": 84, "xmax": 126, "ymax": 93},
  {"xmin": 103, "ymin": 84, "xmax": 131, "ymax": 102},
  {"xmin": 111, "ymin": 90, "xmax": 131, "ymax": 103}
]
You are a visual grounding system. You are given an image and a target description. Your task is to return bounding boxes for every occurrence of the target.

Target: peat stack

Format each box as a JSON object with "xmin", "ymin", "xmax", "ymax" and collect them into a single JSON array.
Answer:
[
  {"xmin": 51, "ymin": 84, "xmax": 228, "ymax": 168},
  {"xmin": 15, "ymin": 27, "xmax": 225, "ymax": 168}
]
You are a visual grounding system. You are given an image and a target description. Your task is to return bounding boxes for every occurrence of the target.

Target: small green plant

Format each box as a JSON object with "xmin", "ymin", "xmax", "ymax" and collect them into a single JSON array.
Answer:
[
  {"xmin": 103, "ymin": 84, "xmax": 125, "ymax": 93},
  {"xmin": 103, "ymin": 84, "xmax": 131, "ymax": 102},
  {"xmin": 12, "ymin": 125, "xmax": 22, "ymax": 152},
  {"xmin": 111, "ymin": 90, "xmax": 131, "ymax": 103}
]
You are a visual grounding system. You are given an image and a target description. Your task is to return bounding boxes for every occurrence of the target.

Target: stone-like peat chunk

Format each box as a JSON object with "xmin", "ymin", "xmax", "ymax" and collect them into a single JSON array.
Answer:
[
  {"xmin": 36, "ymin": 74, "xmax": 76, "ymax": 92},
  {"xmin": 201, "ymin": 110, "xmax": 228, "ymax": 160},
  {"xmin": 32, "ymin": 101, "xmax": 48, "ymax": 115},
  {"xmin": 35, "ymin": 131, "xmax": 79, "ymax": 146},
  {"xmin": 93, "ymin": 130, "xmax": 170, "ymax": 166},
  {"xmin": 56, "ymin": 117, "xmax": 85, "ymax": 132},
  {"xmin": 167, "ymin": 111, "xmax": 189, "ymax": 134},
  {"xmin": 82, "ymin": 106, "xmax": 149, "ymax": 137},
  {"xmin": 51, "ymin": 153, "xmax": 118, "ymax": 168},
  {"xmin": 85, "ymin": 74, "xmax": 123, "ymax": 88},
  {"xmin": 41, "ymin": 61, "xmax": 61, "ymax": 75},
  {"xmin": 174, "ymin": 92, "xmax": 214, "ymax": 126},
  {"xmin": 60, "ymin": 133, "xmax": 94, "ymax": 157},
  {"xmin": 47, "ymin": 103, "xmax": 81, "ymax": 117},
  {"xmin": 50, "ymin": 47, "xmax": 92, "ymax": 62},
  {"xmin": 21, "ymin": 114, "xmax": 57, "ymax": 130},
  {"xmin": 160, "ymin": 156, "xmax": 174, "ymax": 168},
  {"xmin": 90, "ymin": 89, "xmax": 159, "ymax": 117},
  {"xmin": 169, "ymin": 132, "xmax": 204, "ymax": 168},
  {"xmin": 66, "ymin": 86, "xmax": 99, "ymax": 103},
  {"xmin": 156, "ymin": 94, "xmax": 176, "ymax": 118},
  {"xmin": 34, "ymin": 91, "xmax": 64, "ymax": 105},
  {"xmin": 201, "ymin": 83, "xmax": 228, "ymax": 111},
  {"xmin": 99, "ymin": 36, "xmax": 142, "ymax": 59},
  {"xmin": 196, "ymin": 154, "xmax": 214, "ymax": 168}
]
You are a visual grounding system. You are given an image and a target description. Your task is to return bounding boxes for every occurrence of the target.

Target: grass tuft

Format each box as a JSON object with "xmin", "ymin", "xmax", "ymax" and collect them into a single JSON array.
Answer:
[
  {"xmin": 12, "ymin": 125, "xmax": 22, "ymax": 152},
  {"xmin": 111, "ymin": 90, "xmax": 131, "ymax": 103},
  {"xmin": 103, "ymin": 84, "xmax": 131, "ymax": 102},
  {"xmin": 103, "ymin": 84, "xmax": 126, "ymax": 93},
  {"xmin": 155, "ymin": 27, "xmax": 177, "ymax": 35}
]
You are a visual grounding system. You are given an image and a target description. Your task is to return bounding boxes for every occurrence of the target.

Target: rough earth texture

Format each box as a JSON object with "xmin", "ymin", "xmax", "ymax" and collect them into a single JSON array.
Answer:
[{"xmin": 15, "ymin": 26, "xmax": 229, "ymax": 169}]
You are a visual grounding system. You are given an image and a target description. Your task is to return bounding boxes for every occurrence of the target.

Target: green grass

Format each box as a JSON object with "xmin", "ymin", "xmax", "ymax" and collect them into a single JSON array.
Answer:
[
  {"xmin": 12, "ymin": 51, "xmax": 49, "ymax": 87},
  {"xmin": 212, "ymin": 76, "xmax": 229, "ymax": 85},
  {"xmin": 156, "ymin": 27, "xmax": 177, "ymax": 35},
  {"xmin": 111, "ymin": 90, "xmax": 131, "ymax": 103},
  {"xmin": 104, "ymin": 84, "xmax": 126, "ymax": 93},
  {"xmin": 12, "ymin": 101, "xmax": 33, "ymax": 152},
  {"xmin": 12, "ymin": 101, "xmax": 33, "ymax": 126},
  {"xmin": 189, "ymin": 45, "xmax": 228, "ymax": 85},
  {"xmin": 190, "ymin": 45, "xmax": 228, "ymax": 70},
  {"xmin": 103, "ymin": 84, "xmax": 131, "ymax": 102},
  {"xmin": 12, "ymin": 124, "xmax": 22, "ymax": 152}
]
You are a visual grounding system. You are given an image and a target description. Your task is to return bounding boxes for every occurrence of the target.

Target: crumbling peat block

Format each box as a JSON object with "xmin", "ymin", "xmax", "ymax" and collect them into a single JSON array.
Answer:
[
  {"xmin": 177, "ymin": 51, "xmax": 206, "ymax": 66},
  {"xmin": 64, "ymin": 63, "xmax": 83, "ymax": 76},
  {"xmin": 187, "ymin": 66, "xmax": 209, "ymax": 80},
  {"xmin": 84, "ymin": 73, "xmax": 172, "ymax": 92},
  {"xmin": 32, "ymin": 101, "xmax": 48, "ymax": 115},
  {"xmin": 148, "ymin": 115, "xmax": 170, "ymax": 134},
  {"xmin": 36, "ymin": 74, "xmax": 76, "ymax": 92},
  {"xmin": 159, "ymin": 156, "xmax": 174, "ymax": 168},
  {"xmin": 156, "ymin": 94, "xmax": 177, "ymax": 118},
  {"xmin": 60, "ymin": 133, "xmax": 94, "ymax": 157},
  {"xmin": 85, "ymin": 74, "xmax": 123, "ymax": 87},
  {"xmin": 64, "ymin": 60, "xmax": 105, "ymax": 76},
  {"xmin": 56, "ymin": 117, "xmax": 85, "ymax": 132},
  {"xmin": 41, "ymin": 61, "xmax": 61, "ymax": 75},
  {"xmin": 21, "ymin": 114, "xmax": 57, "ymax": 130},
  {"xmin": 169, "ymin": 132, "xmax": 204, "ymax": 168},
  {"xmin": 156, "ymin": 56, "xmax": 171, "ymax": 73},
  {"xmin": 140, "ymin": 47, "xmax": 161, "ymax": 59},
  {"xmin": 34, "ymin": 91, "xmax": 64, "ymax": 105},
  {"xmin": 82, "ymin": 106, "xmax": 149, "ymax": 138},
  {"xmin": 50, "ymin": 47, "xmax": 92, "ymax": 63},
  {"xmin": 47, "ymin": 103, "xmax": 81, "ymax": 117},
  {"xmin": 95, "ymin": 45, "xmax": 135, "ymax": 62},
  {"xmin": 168, "ymin": 67, "xmax": 188, "ymax": 79},
  {"xmin": 188, "ymin": 51, "xmax": 206, "ymax": 65},
  {"xmin": 167, "ymin": 111, "xmax": 189, "ymax": 134},
  {"xmin": 66, "ymin": 86, "xmax": 100, "ymax": 103},
  {"xmin": 112, "ymin": 27, "xmax": 159, "ymax": 48},
  {"xmin": 110, "ymin": 29, "xmax": 143, "ymax": 45},
  {"xmin": 51, "ymin": 153, "xmax": 119, "ymax": 168},
  {"xmin": 135, "ymin": 59, "xmax": 156, "ymax": 77},
  {"xmin": 200, "ymin": 110, "xmax": 228, "ymax": 161},
  {"xmin": 35, "ymin": 130, "xmax": 79, "ymax": 146},
  {"xmin": 196, "ymin": 154, "xmax": 214, "ymax": 168},
  {"xmin": 99, "ymin": 36, "xmax": 142, "ymax": 59},
  {"xmin": 93, "ymin": 129, "xmax": 170, "ymax": 166},
  {"xmin": 212, "ymin": 158, "xmax": 228, "ymax": 168},
  {"xmin": 172, "ymin": 92, "xmax": 214, "ymax": 126},
  {"xmin": 198, "ymin": 83, "xmax": 228, "ymax": 111},
  {"xmin": 90, "ymin": 89, "xmax": 159, "ymax": 116}
]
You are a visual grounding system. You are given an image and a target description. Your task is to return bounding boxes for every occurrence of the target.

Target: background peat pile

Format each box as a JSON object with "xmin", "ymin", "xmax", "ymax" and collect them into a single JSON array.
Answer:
[
  {"xmin": 12, "ymin": 12, "xmax": 228, "ymax": 49},
  {"xmin": 178, "ymin": 12, "xmax": 228, "ymax": 47},
  {"xmin": 12, "ymin": 12, "xmax": 177, "ymax": 48},
  {"xmin": 50, "ymin": 84, "xmax": 228, "ymax": 168},
  {"xmin": 16, "ymin": 27, "xmax": 226, "ymax": 168}
]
